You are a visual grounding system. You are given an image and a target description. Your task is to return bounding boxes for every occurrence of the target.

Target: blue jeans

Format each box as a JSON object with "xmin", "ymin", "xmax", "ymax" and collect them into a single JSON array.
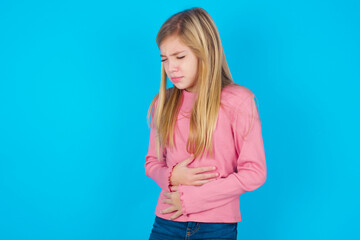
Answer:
[{"xmin": 149, "ymin": 216, "xmax": 238, "ymax": 240}]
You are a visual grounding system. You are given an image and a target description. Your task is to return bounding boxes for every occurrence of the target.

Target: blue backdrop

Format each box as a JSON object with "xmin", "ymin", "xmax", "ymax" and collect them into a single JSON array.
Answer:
[{"xmin": 0, "ymin": 0, "xmax": 359, "ymax": 239}]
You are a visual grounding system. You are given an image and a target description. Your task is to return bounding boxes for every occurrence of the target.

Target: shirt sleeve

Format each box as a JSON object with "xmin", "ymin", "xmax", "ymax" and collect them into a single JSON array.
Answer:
[
  {"xmin": 144, "ymin": 99, "xmax": 173, "ymax": 192},
  {"xmin": 177, "ymin": 94, "xmax": 267, "ymax": 216}
]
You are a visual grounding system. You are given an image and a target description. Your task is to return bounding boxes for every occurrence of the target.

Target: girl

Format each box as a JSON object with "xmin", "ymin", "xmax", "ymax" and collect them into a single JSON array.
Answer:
[{"xmin": 145, "ymin": 7, "xmax": 267, "ymax": 240}]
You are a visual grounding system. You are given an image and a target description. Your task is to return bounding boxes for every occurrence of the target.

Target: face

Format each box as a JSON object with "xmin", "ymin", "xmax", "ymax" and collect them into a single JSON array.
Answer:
[{"xmin": 160, "ymin": 35, "xmax": 199, "ymax": 92}]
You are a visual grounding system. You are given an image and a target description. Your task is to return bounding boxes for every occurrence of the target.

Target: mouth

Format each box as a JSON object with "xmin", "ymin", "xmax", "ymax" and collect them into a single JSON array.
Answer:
[{"xmin": 171, "ymin": 76, "xmax": 183, "ymax": 83}]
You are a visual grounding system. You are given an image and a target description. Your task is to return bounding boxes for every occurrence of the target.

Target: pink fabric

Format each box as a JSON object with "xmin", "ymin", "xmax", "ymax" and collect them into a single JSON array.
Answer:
[{"xmin": 144, "ymin": 84, "xmax": 267, "ymax": 223}]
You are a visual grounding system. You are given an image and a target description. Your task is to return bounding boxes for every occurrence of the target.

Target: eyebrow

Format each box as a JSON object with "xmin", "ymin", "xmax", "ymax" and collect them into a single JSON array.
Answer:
[{"xmin": 160, "ymin": 50, "xmax": 185, "ymax": 57}]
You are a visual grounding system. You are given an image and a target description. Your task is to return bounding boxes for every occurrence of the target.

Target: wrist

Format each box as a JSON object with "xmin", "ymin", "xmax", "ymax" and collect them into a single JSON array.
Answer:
[{"xmin": 169, "ymin": 165, "xmax": 177, "ymax": 186}]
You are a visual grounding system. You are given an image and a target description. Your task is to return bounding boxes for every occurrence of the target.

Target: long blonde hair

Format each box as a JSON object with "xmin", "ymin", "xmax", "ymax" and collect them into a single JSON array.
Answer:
[{"xmin": 147, "ymin": 7, "xmax": 235, "ymax": 161}]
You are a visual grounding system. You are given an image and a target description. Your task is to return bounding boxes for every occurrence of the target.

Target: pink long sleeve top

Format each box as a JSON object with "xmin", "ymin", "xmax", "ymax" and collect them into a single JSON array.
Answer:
[{"xmin": 144, "ymin": 84, "xmax": 267, "ymax": 223}]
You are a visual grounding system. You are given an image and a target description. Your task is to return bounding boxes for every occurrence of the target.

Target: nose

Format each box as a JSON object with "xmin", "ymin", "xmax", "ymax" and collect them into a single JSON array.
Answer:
[{"xmin": 168, "ymin": 59, "xmax": 179, "ymax": 73}]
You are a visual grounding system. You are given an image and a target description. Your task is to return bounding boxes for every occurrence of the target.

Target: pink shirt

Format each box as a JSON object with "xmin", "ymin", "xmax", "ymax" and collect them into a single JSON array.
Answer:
[{"xmin": 144, "ymin": 84, "xmax": 267, "ymax": 223}]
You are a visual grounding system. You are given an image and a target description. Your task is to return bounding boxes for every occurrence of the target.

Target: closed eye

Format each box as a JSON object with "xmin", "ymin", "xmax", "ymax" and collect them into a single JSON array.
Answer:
[{"xmin": 161, "ymin": 56, "xmax": 185, "ymax": 62}]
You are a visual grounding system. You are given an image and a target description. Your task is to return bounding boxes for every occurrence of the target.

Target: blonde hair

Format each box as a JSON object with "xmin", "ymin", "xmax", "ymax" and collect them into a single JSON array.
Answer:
[{"xmin": 147, "ymin": 7, "xmax": 236, "ymax": 161}]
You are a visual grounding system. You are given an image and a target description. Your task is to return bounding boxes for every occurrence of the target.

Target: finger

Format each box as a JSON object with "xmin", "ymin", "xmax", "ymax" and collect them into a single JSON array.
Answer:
[
  {"xmin": 162, "ymin": 198, "xmax": 172, "ymax": 204},
  {"xmin": 193, "ymin": 178, "xmax": 217, "ymax": 186},
  {"xmin": 170, "ymin": 185, "xmax": 178, "ymax": 191},
  {"xmin": 170, "ymin": 210, "xmax": 183, "ymax": 220},
  {"xmin": 195, "ymin": 172, "xmax": 219, "ymax": 180},
  {"xmin": 191, "ymin": 166, "xmax": 216, "ymax": 174},
  {"xmin": 163, "ymin": 192, "xmax": 171, "ymax": 198},
  {"xmin": 179, "ymin": 154, "xmax": 194, "ymax": 166},
  {"xmin": 161, "ymin": 206, "xmax": 177, "ymax": 214}
]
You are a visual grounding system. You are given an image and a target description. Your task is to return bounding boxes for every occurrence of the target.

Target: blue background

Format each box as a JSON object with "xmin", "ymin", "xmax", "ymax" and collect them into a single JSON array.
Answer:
[{"xmin": 0, "ymin": 0, "xmax": 359, "ymax": 239}]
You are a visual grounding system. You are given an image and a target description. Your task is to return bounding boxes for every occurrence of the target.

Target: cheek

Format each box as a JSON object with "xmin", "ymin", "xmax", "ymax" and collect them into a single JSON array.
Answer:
[{"xmin": 187, "ymin": 60, "xmax": 198, "ymax": 77}]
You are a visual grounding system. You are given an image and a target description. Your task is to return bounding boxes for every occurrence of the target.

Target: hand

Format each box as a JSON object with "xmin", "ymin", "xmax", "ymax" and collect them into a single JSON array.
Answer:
[
  {"xmin": 170, "ymin": 155, "xmax": 219, "ymax": 187},
  {"xmin": 161, "ymin": 191, "xmax": 182, "ymax": 220}
]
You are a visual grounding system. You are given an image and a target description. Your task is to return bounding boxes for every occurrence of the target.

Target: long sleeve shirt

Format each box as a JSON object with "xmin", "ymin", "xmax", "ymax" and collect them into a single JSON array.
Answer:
[{"xmin": 144, "ymin": 84, "xmax": 267, "ymax": 223}]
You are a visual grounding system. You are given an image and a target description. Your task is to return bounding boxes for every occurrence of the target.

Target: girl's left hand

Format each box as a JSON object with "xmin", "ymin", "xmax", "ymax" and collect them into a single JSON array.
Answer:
[{"xmin": 161, "ymin": 190, "xmax": 183, "ymax": 220}]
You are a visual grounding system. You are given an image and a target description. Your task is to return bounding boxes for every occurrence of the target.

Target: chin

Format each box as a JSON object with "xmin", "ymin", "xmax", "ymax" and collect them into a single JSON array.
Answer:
[{"xmin": 173, "ymin": 84, "xmax": 187, "ymax": 90}]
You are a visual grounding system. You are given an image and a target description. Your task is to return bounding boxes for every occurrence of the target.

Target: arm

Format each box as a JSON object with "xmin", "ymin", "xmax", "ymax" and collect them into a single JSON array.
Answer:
[
  {"xmin": 177, "ymin": 94, "xmax": 267, "ymax": 215},
  {"xmin": 144, "ymin": 100, "xmax": 173, "ymax": 192}
]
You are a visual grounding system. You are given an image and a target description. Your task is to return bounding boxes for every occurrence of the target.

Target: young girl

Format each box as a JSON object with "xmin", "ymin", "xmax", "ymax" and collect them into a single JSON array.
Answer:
[{"xmin": 145, "ymin": 7, "xmax": 267, "ymax": 240}]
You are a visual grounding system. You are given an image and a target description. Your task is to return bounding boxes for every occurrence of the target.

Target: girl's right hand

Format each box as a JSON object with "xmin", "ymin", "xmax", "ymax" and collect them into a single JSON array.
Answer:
[{"xmin": 170, "ymin": 155, "xmax": 219, "ymax": 187}]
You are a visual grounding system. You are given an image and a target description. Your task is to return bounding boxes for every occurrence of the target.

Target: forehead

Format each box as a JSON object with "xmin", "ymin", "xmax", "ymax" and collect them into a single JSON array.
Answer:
[{"xmin": 160, "ymin": 36, "xmax": 188, "ymax": 55}]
